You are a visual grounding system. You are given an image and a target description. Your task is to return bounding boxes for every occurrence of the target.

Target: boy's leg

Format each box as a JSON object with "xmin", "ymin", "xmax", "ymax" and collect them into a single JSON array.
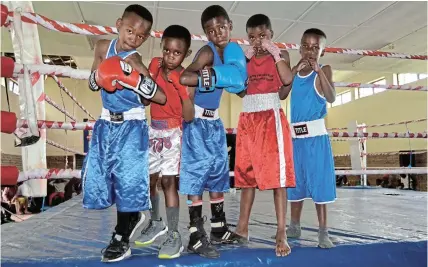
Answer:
[
  {"xmin": 158, "ymin": 175, "xmax": 183, "ymax": 259},
  {"xmin": 187, "ymin": 195, "xmax": 219, "ymax": 258},
  {"xmin": 234, "ymin": 112, "xmax": 256, "ymax": 242},
  {"xmin": 103, "ymin": 119, "xmax": 150, "ymax": 262},
  {"xmin": 235, "ymin": 188, "xmax": 255, "ymax": 240},
  {"xmin": 273, "ymin": 188, "xmax": 290, "ymax": 256},
  {"xmin": 315, "ymin": 203, "xmax": 334, "ymax": 248},
  {"xmin": 135, "ymin": 173, "xmax": 168, "ymax": 246},
  {"xmin": 287, "ymin": 201, "xmax": 304, "ymax": 238},
  {"xmin": 312, "ymin": 135, "xmax": 336, "ymax": 248}
]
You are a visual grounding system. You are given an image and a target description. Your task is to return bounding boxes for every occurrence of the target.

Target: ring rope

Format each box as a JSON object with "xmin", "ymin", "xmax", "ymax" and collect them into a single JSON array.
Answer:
[
  {"xmin": 13, "ymin": 118, "xmax": 428, "ymax": 138},
  {"xmin": 46, "ymin": 139, "xmax": 85, "ymax": 156},
  {"xmin": 50, "ymin": 75, "xmax": 96, "ymax": 120},
  {"xmin": 6, "ymin": 59, "xmax": 428, "ymax": 91},
  {"xmin": 328, "ymin": 118, "xmax": 427, "ymax": 131},
  {"xmin": 12, "ymin": 167, "xmax": 427, "ymax": 183},
  {"xmin": 225, "ymin": 127, "xmax": 427, "ymax": 138},
  {"xmin": 3, "ymin": 5, "xmax": 426, "ymax": 61},
  {"xmin": 334, "ymin": 150, "xmax": 427, "ymax": 157},
  {"xmin": 38, "ymin": 93, "xmax": 77, "ymax": 121}
]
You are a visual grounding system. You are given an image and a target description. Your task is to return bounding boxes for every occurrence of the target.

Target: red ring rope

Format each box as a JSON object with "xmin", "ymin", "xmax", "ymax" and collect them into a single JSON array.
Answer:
[{"xmin": 1, "ymin": 4, "xmax": 426, "ymax": 61}]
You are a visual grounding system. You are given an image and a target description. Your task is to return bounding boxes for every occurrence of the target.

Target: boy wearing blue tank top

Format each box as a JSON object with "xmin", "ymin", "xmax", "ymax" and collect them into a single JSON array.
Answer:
[
  {"xmin": 286, "ymin": 28, "xmax": 336, "ymax": 249},
  {"xmin": 179, "ymin": 5, "xmax": 247, "ymax": 259},
  {"xmin": 82, "ymin": 4, "xmax": 166, "ymax": 262}
]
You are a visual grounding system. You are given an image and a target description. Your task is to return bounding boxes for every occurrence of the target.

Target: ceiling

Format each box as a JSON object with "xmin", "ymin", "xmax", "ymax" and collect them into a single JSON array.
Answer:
[{"xmin": 1, "ymin": 1, "xmax": 427, "ymax": 83}]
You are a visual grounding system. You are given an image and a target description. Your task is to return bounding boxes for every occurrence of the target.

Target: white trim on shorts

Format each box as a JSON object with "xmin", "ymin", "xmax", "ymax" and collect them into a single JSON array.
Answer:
[
  {"xmin": 287, "ymin": 197, "xmax": 337, "ymax": 204},
  {"xmin": 273, "ymin": 109, "xmax": 286, "ymax": 188},
  {"xmin": 194, "ymin": 105, "xmax": 219, "ymax": 120},
  {"xmin": 291, "ymin": 118, "xmax": 328, "ymax": 139},
  {"xmin": 100, "ymin": 107, "xmax": 146, "ymax": 122}
]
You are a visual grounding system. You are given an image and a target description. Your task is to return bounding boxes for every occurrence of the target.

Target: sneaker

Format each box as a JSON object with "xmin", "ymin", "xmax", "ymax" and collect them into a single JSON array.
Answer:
[
  {"xmin": 158, "ymin": 231, "xmax": 184, "ymax": 259},
  {"xmin": 187, "ymin": 217, "xmax": 220, "ymax": 259},
  {"xmin": 210, "ymin": 213, "xmax": 241, "ymax": 244},
  {"xmin": 134, "ymin": 218, "xmax": 168, "ymax": 246},
  {"xmin": 101, "ymin": 233, "xmax": 131, "ymax": 262},
  {"xmin": 128, "ymin": 211, "xmax": 146, "ymax": 242}
]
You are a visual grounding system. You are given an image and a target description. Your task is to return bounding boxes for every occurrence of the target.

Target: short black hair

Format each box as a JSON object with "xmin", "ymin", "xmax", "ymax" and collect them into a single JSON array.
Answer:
[
  {"xmin": 246, "ymin": 14, "xmax": 271, "ymax": 31},
  {"xmin": 123, "ymin": 4, "xmax": 153, "ymax": 24},
  {"xmin": 201, "ymin": 5, "xmax": 230, "ymax": 29},
  {"xmin": 303, "ymin": 28, "xmax": 327, "ymax": 40},
  {"xmin": 162, "ymin": 25, "xmax": 191, "ymax": 49}
]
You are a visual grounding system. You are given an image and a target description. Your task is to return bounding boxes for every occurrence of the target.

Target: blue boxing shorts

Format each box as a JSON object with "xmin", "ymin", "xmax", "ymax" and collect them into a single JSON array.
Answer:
[
  {"xmin": 179, "ymin": 106, "xmax": 230, "ymax": 196},
  {"xmin": 82, "ymin": 107, "xmax": 150, "ymax": 212},
  {"xmin": 287, "ymin": 119, "xmax": 336, "ymax": 204}
]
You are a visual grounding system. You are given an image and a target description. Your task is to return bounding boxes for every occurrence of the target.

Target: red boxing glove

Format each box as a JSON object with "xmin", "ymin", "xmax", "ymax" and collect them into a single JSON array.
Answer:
[
  {"xmin": 96, "ymin": 56, "xmax": 158, "ymax": 99},
  {"xmin": 148, "ymin": 57, "xmax": 162, "ymax": 80},
  {"xmin": 95, "ymin": 56, "xmax": 125, "ymax": 92},
  {"xmin": 168, "ymin": 70, "xmax": 189, "ymax": 100}
]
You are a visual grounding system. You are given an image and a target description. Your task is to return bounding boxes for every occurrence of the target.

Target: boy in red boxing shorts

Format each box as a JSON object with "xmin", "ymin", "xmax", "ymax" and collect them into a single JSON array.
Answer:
[{"xmin": 234, "ymin": 14, "xmax": 296, "ymax": 257}]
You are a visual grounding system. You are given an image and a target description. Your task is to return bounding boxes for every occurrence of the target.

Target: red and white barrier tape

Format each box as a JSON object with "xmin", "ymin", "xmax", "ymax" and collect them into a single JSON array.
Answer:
[
  {"xmin": 225, "ymin": 128, "xmax": 427, "ymax": 138},
  {"xmin": 329, "ymin": 131, "xmax": 427, "ymax": 138},
  {"xmin": 38, "ymin": 93, "xmax": 77, "ymax": 121},
  {"xmin": 17, "ymin": 168, "xmax": 81, "ymax": 182},
  {"xmin": 14, "ymin": 120, "xmax": 428, "ymax": 138},
  {"xmin": 17, "ymin": 119, "xmax": 94, "ymax": 131},
  {"xmin": 334, "ymin": 150, "xmax": 427, "ymax": 157},
  {"xmin": 3, "ymin": 5, "xmax": 426, "ymax": 61},
  {"xmin": 50, "ymin": 75, "xmax": 96, "ymax": 120},
  {"xmin": 334, "ymin": 82, "xmax": 427, "ymax": 91},
  {"xmin": 335, "ymin": 168, "xmax": 427, "ymax": 175},
  {"xmin": 46, "ymin": 139, "xmax": 86, "ymax": 156},
  {"xmin": 229, "ymin": 168, "xmax": 427, "ymax": 177},
  {"xmin": 7, "ymin": 60, "xmax": 428, "ymax": 91},
  {"xmin": 16, "ymin": 167, "xmax": 428, "ymax": 183},
  {"xmin": 328, "ymin": 118, "xmax": 427, "ymax": 131},
  {"xmin": 13, "ymin": 62, "xmax": 90, "ymax": 79}
]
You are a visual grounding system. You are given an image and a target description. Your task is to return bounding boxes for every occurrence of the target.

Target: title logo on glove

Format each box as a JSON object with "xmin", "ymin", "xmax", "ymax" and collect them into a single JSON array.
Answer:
[{"xmin": 120, "ymin": 61, "xmax": 133, "ymax": 76}]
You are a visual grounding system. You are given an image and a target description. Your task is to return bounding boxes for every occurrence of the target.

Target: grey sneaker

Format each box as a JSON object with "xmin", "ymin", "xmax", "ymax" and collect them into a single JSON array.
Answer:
[
  {"xmin": 134, "ymin": 218, "xmax": 168, "ymax": 247},
  {"xmin": 158, "ymin": 231, "xmax": 184, "ymax": 259}
]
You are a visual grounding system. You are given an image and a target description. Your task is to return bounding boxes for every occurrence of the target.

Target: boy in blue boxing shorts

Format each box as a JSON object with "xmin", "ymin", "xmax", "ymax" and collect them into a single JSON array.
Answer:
[
  {"xmin": 179, "ymin": 5, "xmax": 247, "ymax": 258},
  {"xmin": 286, "ymin": 28, "xmax": 336, "ymax": 249},
  {"xmin": 82, "ymin": 4, "xmax": 166, "ymax": 262}
]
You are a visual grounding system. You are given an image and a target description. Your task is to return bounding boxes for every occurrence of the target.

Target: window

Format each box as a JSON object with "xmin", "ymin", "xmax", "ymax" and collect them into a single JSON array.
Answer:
[
  {"xmin": 373, "ymin": 79, "xmax": 387, "ymax": 94},
  {"xmin": 8, "ymin": 79, "xmax": 19, "ymax": 95},
  {"xmin": 355, "ymin": 78, "xmax": 386, "ymax": 99},
  {"xmin": 331, "ymin": 90, "xmax": 351, "ymax": 107},
  {"xmin": 396, "ymin": 73, "xmax": 428, "ymax": 85},
  {"xmin": 356, "ymin": 87, "xmax": 373, "ymax": 99}
]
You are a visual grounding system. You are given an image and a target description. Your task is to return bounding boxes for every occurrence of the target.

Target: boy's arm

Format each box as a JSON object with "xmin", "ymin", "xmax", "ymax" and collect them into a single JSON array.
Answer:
[
  {"xmin": 90, "ymin": 40, "xmax": 109, "ymax": 72},
  {"xmin": 182, "ymin": 87, "xmax": 195, "ymax": 122},
  {"xmin": 277, "ymin": 50, "xmax": 293, "ymax": 100},
  {"xmin": 313, "ymin": 63, "xmax": 336, "ymax": 103},
  {"xmin": 167, "ymin": 71, "xmax": 195, "ymax": 122},
  {"xmin": 179, "ymin": 46, "xmax": 213, "ymax": 86},
  {"xmin": 125, "ymin": 53, "xmax": 166, "ymax": 105}
]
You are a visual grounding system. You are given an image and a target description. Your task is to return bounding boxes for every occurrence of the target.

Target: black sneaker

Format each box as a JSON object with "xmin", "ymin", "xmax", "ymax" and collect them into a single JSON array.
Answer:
[
  {"xmin": 128, "ymin": 211, "xmax": 146, "ymax": 242},
  {"xmin": 187, "ymin": 217, "xmax": 220, "ymax": 259},
  {"xmin": 101, "ymin": 233, "xmax": 131, "ymax": 262},
  {"xmin": 210, "ymin": 213, "xmax": 242, "ymax": 244}
]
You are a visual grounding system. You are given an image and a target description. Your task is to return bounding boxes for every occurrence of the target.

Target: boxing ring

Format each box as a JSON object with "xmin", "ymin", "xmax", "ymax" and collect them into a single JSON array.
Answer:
[{"xmin": 1, "ymin": 3, "xmax": 427, "ymax": 267}]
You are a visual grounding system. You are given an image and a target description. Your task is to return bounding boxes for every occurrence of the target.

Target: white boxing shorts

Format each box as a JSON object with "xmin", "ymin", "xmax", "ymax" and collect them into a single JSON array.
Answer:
[{"xmin": 149, "ymin": 122, "xmax": 182, "ymax": 176}]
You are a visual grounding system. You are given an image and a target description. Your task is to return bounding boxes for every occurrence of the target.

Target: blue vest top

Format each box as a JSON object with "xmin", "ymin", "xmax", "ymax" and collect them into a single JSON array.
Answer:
[
  {"xmin": 101, "ymin": 39, "xmax": 144, "ymax": 113},
  {"xmin": 194, "ymin": 42, "xmax": 224, "ymax": 110},
  {"xmin": 290, "ymin": 66, "xmax": 327, "ymax": 123}
]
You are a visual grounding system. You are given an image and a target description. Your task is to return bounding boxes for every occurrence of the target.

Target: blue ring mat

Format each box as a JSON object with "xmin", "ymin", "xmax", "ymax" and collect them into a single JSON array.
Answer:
[{"xmin": 1, "ymin": 187, "xmax": 426, "ymax": 267}]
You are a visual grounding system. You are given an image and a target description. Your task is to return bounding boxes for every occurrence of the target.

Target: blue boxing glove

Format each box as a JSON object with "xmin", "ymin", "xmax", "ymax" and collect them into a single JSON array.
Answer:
[
  {"xmin": 198, "ymin": 68, "xmax": 216, "ymax": 92},
  {"xmin": 212, "ymin": 42, "xmax": 248, "ymax": 94}
]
